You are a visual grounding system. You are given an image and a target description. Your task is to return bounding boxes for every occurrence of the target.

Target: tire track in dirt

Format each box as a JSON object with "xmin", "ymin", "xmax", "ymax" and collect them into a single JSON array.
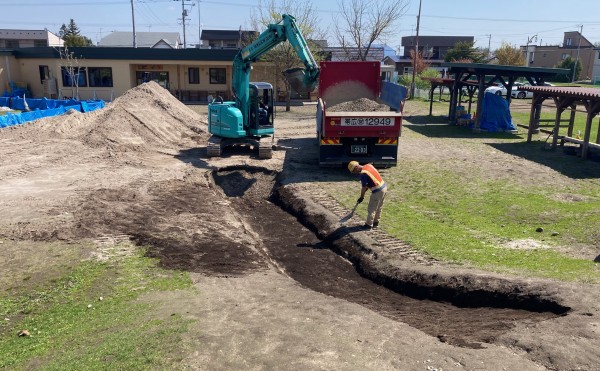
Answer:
[{"xmin": 308, "ymin": 191, "xmax": 436, "ymax": 265}]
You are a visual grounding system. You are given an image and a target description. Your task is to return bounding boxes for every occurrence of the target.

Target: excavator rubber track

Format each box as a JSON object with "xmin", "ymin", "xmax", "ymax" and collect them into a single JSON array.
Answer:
[
  {"xmin": 207, "ymin": 135, "xmax": 222, "ymax": 157},
  {"xmin": 258, "ymin": 136, "xmax": 273, "ymax": 159}
]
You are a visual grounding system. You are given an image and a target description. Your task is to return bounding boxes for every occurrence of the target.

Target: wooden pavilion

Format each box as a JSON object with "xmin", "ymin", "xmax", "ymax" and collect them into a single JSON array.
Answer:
[
  {"xmin": 439, "ymin": 63, "xmax": 568, "ymax": 131},
  {"xmin": 520, "ymin": 85, "xmax": 600, "ymax": 159}
]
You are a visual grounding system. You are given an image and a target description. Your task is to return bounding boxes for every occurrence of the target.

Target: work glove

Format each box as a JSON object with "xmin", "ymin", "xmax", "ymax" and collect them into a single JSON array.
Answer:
[{"xmin": 357, "ymin": 197, "xmax": 364, "ymax": 204}]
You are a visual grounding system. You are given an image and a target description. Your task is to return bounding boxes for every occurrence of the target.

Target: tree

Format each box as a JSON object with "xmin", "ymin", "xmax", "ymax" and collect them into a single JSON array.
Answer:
[
  {"xmin": 444, "ymin": 41, "xmax": 486, "ymax": 63},
  {"xmin": 409, "ymin": 49, "xmax": 430, "ymax": 75},
  {"xmin": 333, "ymin": 0, "xmax": 409, "ymax": 61},
  {"xmin": 493, "ymin": 42, "xmax": 525, "ymax": 66},
  {"xmin": 555, "ymin": 57, "xmax": 581, "ymax": 82},
  {"xmin": 59, "ymin": 19, "xmax": 93, "ymax": 47},
  {"xmin": 251, "ymin": 0, "xmax": 326, "ymax": 111},
  {"xmin": 55, "ymin": 46, "xmax": 83, "ymax": 99}
]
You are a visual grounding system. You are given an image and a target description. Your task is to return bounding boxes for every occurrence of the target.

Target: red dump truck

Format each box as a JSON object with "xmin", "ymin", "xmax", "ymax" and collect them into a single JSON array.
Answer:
[{"xmin": 316, "ymin": 61, "xmax": 407, "ymax": 167}]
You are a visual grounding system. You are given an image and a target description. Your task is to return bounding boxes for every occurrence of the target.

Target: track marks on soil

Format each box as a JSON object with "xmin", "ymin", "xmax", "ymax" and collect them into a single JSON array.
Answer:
[{"xmin": 309, "ymin": 191, "xmax": 436, "ymax": 265}]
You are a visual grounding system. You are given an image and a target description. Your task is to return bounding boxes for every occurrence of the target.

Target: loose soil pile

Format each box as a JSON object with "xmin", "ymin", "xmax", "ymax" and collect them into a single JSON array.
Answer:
[{"xmin": 328, "ymin": 97, "xmax": 389, "ymax": 112}]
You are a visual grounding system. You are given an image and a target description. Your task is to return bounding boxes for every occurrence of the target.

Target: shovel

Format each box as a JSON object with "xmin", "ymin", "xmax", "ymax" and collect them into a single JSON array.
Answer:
[{"xmin": 339, "ymin": 202, "xmax": 359, "ymax": 223}]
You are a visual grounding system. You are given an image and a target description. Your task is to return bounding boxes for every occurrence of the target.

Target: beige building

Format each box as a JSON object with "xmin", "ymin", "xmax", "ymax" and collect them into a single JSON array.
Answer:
[
  {"xmin": 0, "ymin": 47, "xmax": 291, "ymax": 102},
  {"xmin": 0, "ymin": 29, "xmax": 64, "ymax": 48},
  {"xmin": 524, "ymin": 31, "xmax": 595, "ymax": 80}
]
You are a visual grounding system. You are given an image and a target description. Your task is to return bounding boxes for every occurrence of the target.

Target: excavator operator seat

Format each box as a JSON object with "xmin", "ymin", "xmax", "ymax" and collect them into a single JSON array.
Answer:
[{"xmin": 249, "ymin": 82, "xmax": 274, "ymax": 130}]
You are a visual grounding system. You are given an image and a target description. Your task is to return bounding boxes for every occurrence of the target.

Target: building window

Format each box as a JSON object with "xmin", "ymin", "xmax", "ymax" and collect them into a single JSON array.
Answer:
[
  {"xmin": 88, "ymin": 67, "xmax": 113, "ymax": 87},
  {"xmin": 562, "ymin": 53, "xmax": 570, "ymax": 60},
  {"xmin": 6, "ymin": 40, "xmax": 19, "ymax": 48},
  {"xmin": 565, "ymin": 38, "xmax": 572, "ymax": 46},
  {"xmin": 188, "ymin": 67, "xmax": 200, "ymax": 84},
  {"xmin": 61, "ymin": 67, "xmax": 88, "ymax": 87},
  {"xmin": 209, "ymin": 68, "xmax": 226, "ymax": 84},
  {"xmin": 136, "ymin": 71, "xmax": 169, "ymax": 88},
  {"xmin": 34, "ymin": 39, "xmax": 47, "ymax": 47},
  {"xmin": 39, "ymin": 65, "xmax": 50, "ymax": 84}
]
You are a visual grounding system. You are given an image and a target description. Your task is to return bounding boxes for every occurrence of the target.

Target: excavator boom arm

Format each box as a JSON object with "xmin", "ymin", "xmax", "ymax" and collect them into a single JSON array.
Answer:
[{"xmin": 232, "ymin": 14, "xmax": 320, "ymax": 127}]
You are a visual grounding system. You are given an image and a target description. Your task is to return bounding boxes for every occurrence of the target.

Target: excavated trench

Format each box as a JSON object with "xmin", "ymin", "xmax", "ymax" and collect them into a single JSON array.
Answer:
[{"xmin": 212, "ymin": 166, "xmax": 569, "ymax": 349}]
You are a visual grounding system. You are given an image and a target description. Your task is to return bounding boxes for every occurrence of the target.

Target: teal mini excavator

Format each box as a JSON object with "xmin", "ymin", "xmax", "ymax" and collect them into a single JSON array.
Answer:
[{"xmin": 206, "ymin": 14, "xmax": 320, "ymax": 159}]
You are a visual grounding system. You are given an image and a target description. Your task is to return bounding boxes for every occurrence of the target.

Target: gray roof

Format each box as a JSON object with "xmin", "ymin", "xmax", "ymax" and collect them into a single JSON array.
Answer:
[
  {"xmin": 402, "ymin": 36, "xmax": 474, "ymax": 47},
  {"xmin": 98, "ymin": 32, "xmax": 181, "ymax": 48},
  {"xmin": 383, "ymin": 55, "xmax": 401, "ymax": 63},
  {"xmin": 200, "ymin": 30, "xmax": 257, "ymax": 41}
]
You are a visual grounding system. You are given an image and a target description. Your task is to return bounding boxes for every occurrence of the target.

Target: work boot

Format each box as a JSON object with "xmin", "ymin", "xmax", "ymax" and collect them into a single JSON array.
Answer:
[
  {"xmin": 362, "ymin": 224, "xmax": 373, "ymax": 230},
  {"xmin": 373, "ymin": 221, "xmax": 379, "ymax": 229}
]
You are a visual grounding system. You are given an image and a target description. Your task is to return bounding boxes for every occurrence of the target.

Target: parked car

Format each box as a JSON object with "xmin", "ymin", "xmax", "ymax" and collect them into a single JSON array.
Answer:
[
  {"xmin": 484, "ymin": 82, "xmax": 533, "ymax": 99},
  {"xmin": 484, "ymin": 83, "xmax": 508, "ymax": 96},
  {"xmin": 511, "ymin": 85, "xmax": 533, "ymax": 99}
]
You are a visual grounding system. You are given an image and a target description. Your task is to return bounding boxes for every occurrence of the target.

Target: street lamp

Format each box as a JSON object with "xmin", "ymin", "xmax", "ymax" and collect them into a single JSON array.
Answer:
[{"xmin": 525, "ymin": 34, "xmax": 537, "ymax": 67}]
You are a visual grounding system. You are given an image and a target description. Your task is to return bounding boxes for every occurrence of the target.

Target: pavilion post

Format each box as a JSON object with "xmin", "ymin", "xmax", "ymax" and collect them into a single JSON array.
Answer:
[
  {"xmin": 473, "ymin": 75, "xmax": 485, "ymax": 131},
  {"xmin": 567, "ymin": 105, "xmax": 577, "ymax": 137},
  {"xmin": 551, "ymin": 107, "xmax": 564, "ymax": 149},
  {"xmin": 581, "ymin": 112, "xmax": 594, "ymax": 158},
  {"xmin": 429, "ymin": 83, "xmax": 435, "ymax": 116}
]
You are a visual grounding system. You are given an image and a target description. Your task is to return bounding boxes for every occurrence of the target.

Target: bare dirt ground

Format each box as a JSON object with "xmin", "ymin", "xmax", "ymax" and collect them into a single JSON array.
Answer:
[{"xmin": 1, "ymin": 82, "xmax": 599, "ymax": 370}]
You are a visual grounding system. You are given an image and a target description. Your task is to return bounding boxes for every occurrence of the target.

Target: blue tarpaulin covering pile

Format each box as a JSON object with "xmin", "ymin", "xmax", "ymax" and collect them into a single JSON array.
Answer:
[
  {"xmin": 479, "ymin": 92, "xmax": 516, "ymax": 132},
  {"xmin": 0, "ymin": 98, "xmax": 105, "ymax": 128}
]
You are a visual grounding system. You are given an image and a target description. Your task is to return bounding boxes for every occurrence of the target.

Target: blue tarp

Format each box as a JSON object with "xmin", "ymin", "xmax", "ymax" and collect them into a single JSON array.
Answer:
[
  {"xmin": 0, "ymin": 97, "xmax": 9, "ymax": 107},
  {"xmin": 0, "ymin": 99, "xmax": 105, "ymax": 129},
  {"xmin": 81, "ymin": 100, "xmax": 105, "ymax": 112},
  {"xmin": 10, "ymin": 97, "xmax": 82, "ymax": 111},
  {"xmin": 480, "ymin": 92, "xmax": 516, "ymax": 132}
]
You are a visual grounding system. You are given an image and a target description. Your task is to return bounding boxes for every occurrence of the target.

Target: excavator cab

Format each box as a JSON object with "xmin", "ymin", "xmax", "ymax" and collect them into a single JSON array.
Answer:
[{"xmin": 248, "ymin": 82, "xmax": 274, "ymax": 133}]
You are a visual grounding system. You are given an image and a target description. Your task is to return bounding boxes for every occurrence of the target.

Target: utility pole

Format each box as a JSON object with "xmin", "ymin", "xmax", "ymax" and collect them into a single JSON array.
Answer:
[
  {"xmin": 131, "ymin": 0, "xmax": 137, "ymax": 48},
  {"xmin": 572, "ymin": 24, "xmax": 583, "ymax": 83},
  {"xmin": 410, "ymin": 0, "xmax": 422, "ymax": 99},
  {"xmin": 174, "ymin": 0, "xmax": 195, "ymax": 49},
  {"xmin": 197, "ymin": 0, "xmax": 201, "ymax": 48},
  {"xmin": 486, "ymin": 34, "xmax": 491, "ymax": 59}
]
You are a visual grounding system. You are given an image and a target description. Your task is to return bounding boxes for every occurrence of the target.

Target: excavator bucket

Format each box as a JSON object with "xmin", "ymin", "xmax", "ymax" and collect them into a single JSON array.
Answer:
[{"xmin": 283, "ymin": 67, "xmax": 306, "ymax": 92}]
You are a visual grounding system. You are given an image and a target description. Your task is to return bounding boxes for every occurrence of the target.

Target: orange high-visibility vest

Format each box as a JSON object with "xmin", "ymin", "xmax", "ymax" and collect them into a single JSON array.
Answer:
[{"xmin": 360, "ymin": 164, "xmax": 385, "ymax": 191}]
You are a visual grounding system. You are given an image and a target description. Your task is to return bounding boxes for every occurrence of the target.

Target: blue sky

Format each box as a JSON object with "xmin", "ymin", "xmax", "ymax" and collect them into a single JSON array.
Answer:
[{"xmin": 2, "ymin": 0, "xmax": 600, "ymax": 52}]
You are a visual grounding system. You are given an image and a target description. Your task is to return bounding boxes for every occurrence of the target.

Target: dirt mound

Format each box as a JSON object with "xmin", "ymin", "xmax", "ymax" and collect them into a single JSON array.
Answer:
[
  {"xmin": 0, "ymin": 82, "xmax": 209, "ymax": 153},
  {"xmin": 328, "ymin": 98, "xmax": 389, "ymax": 112}
]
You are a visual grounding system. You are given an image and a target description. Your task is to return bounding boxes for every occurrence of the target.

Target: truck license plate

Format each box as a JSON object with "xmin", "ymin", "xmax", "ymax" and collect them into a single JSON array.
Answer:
[
  {"xmin": 341, "ymin": 117, "xmax": 393, "ymax": 126},
  {"xmin": 350, "ymin": 145, "xmax": 368, "ymax": 154}
]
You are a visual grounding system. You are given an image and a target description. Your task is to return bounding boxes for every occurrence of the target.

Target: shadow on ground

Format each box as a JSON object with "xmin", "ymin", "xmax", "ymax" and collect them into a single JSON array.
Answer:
[
  {"xmin": 405, "ymin": 120, "xmax": 523, "ymax": 140},
  {"xmin": 488, "ymin": 141, "xmax": 600, "ymax": 179}
]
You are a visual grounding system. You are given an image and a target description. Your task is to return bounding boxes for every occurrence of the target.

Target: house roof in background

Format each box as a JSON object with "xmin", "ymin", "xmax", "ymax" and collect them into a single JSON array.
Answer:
[
  {"xmin": 402, "ymin": 36, "xmax": 474, "ymax": 47},
  {"xmin": 98, "ymin": 32, "xmax": 180, "ymax": 48},
  {"xmin": 200, "ymin": 30, "xmax": 257, "ymax": 41}
]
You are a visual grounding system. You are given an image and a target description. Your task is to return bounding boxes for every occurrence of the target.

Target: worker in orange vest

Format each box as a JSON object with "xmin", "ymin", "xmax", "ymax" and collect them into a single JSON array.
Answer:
[{"xmin": 347, "ymin": 161, "xmax": 387, "ymax": 229}]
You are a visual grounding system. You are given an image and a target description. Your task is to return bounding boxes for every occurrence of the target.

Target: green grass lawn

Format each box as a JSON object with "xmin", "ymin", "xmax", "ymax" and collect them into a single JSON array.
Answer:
[
  {"xmin": 0, "ymin": 246, "xmax": 194, "ymax": 370},
  {"xmin": 333, "ymin": 98, "xmax": 600, "ymax": 283}
]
